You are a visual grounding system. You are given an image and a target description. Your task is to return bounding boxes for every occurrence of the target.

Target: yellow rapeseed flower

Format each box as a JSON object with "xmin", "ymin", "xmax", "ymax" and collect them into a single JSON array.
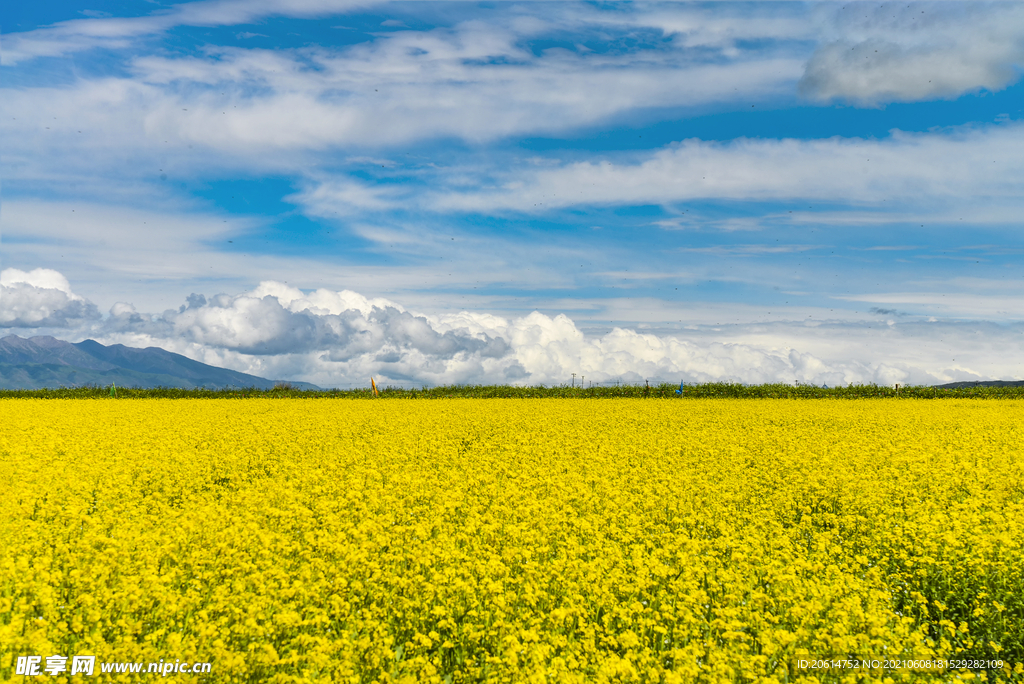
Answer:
[{"xmin": 0, "ymin": 399, "xmax": 1020, "ymax": 682}]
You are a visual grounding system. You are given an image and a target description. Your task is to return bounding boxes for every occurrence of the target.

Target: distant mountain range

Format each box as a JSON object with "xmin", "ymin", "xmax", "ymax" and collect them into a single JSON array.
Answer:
[
  {"xmin": 932, "ymin": 380, "xmax": 1024, "ymax": 389},
  {"xmin": 0, "ymin": 335, "xmax": 321, "ymax": 390}
]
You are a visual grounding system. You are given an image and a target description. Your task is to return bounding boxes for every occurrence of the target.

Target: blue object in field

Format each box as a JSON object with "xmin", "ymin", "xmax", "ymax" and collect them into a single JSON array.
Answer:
[{"xmin": 675, "ymin": 381, "xmax": 684, "ymax": 395}]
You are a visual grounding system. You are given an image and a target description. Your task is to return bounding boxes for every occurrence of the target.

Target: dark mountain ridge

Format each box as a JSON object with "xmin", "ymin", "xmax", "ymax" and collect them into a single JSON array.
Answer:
[
  {"xmin": 0, "ymin": 335, "xmax": 320, "ymax": 390},
  {"xmin": 932, "ymin": 380, "xmax": 1024, "ymax": 389}
]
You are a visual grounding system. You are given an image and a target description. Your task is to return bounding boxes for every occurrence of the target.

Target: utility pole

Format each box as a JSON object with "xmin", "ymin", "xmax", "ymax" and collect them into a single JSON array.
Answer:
[{"xmin": 571, "ymin": 373, "xmax": 576, "ymax": 388}]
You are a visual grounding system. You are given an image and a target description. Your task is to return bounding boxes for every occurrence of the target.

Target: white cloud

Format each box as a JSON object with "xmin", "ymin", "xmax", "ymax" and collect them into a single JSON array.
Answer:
[
  {"xmin": 89, "ymin": 290, "xmax": 1024, "ymax": 388},
  {"xmin": 130, "ymin": 39, "xmax": 801, "ymax": 151},
  {"xmin": 1, "ymin": 268, "xmax": 79, "ymax": 293},
  {"xmin": 98, "ymin": 281, "xmax": 517, "ymax": 384},
  {"xmin": 800, "ymin": 2, "xmax": 1024, "ymax": 105},
  {"xmin": 9, "ymin": 269, "xmax": 1021, "ymax": 389},
  {"xmin": 0, "ymin": 6, "xmax": 806, "ymax": 182},
  {"xmin": 679, "ymin": 244, "xmax": 820, "ymax": 257},
  {"xmin": 0, "ymin": 200, "xmax": 254, "ymax": 299},
  {"xmin": 290, "ymin": 178, "xmax": 405, "ymax": 214},
  {"xmin": 630, "ymin": 6, "xmax": 813, "ymax": 52},
  {"xmin": 6, "ymin": 2, "xmax": 1019, "ymax": 219},
  {"xmin": 836, "ymin": 291, "xmax": 1024, "ymax": 319},
  {"xmin": 0, "ymin": 268, "xmax": 100, "ymax": 328},
  {"xmin": 0, "ymin": 198, "xmax": 594, "ymax": 319},
  {"xmin": 1, "ymin": 0, "xmax": 383, "ymax": 65},
  {"xmin": 2, "ymin": 1, "xmax": 813, "ymax": 70},
  {"xmin": 429, "ymin": 122, "xmax": 1024, "ymax": 211},
  {"xmin": 2, "ymin": 200, "xmax": 242, "ymax": 255}
]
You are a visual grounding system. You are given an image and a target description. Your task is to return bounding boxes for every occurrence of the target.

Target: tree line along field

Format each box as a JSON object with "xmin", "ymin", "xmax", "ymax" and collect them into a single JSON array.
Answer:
[
  {"xmin": 2, "ymin": 382, "xmax": 1024, "ymax": 399},
  {"xmin": 1, "ymin": 399, "xmax": 1022, "ymax": 682}
]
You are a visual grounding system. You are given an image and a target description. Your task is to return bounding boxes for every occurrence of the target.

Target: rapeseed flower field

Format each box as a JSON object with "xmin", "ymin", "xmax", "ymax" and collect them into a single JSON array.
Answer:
[{"xmin": 1, "ymin": 399, "xmax": 1022, "ymax": 682}]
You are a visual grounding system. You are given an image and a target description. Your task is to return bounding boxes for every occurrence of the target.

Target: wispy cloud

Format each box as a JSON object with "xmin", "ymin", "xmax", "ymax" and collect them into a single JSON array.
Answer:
[
  {"xmin": 678, "ymin": 244, "xmax": 821, "ymax": 256},
  {"xmin": 1, "ymin": 0, "xmax": 383, "ymax": 65},
  {"xmin": 129, "ymin": 41, "xmax": 801, "ymax": 151},
  {"xmin": 1, "ymin": 3, "xmax": 807, "ymax": 188},
  {"xmin": 429, "ymin": 122, "xmax": 1024, "ymax": 212},
  {"xmin": 836, "ymin": 292, "xmax": 1024, "ymax": 319}
]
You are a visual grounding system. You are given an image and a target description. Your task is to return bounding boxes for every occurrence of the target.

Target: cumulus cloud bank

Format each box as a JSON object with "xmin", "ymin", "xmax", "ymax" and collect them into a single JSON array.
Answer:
[
  {"xmin": 3, "ymin": 269, "xmax": 1016, "ymax": 389},
  {"xmin": 0, "ymin": 269, "xmax": 100, "ymax": 328}
]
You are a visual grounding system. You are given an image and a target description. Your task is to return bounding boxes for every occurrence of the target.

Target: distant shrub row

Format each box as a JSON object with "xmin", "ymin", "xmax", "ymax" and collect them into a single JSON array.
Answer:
[{"xmin": 2, "ymin": 382, "xmax": 1023, "ymax": 399}]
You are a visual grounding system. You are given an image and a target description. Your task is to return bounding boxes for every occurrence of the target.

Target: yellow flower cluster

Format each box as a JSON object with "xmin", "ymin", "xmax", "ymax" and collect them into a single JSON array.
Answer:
[{"xmin": 1, "ymin": 399, "xmax": 1022, "ymax": 683}]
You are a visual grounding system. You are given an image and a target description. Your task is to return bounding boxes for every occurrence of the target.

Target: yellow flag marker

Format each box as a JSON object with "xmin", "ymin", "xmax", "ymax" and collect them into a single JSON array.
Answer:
[{"xmin": 371, "ymin": 377, "xmax": 378, "ymax": 397}]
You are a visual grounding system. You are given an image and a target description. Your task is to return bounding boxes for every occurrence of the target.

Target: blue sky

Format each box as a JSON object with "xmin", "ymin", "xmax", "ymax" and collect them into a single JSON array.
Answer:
[{"xmin": 2, "ymin": 1, "xmax": 1024, "ymax": 388}]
